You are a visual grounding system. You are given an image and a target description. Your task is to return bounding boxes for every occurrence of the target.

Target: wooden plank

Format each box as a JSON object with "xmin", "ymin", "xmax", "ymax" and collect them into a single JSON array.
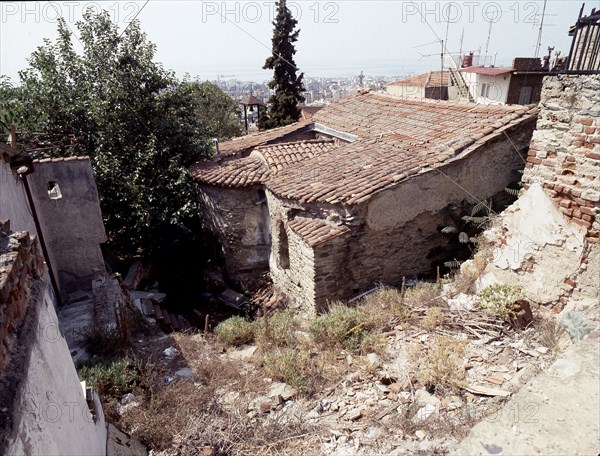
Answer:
[
  {"xmin": 169, "ymin": 313, "xmax": 181, "ymax": 331},
  {"xmin": 162, "ymin": 311, "xmax": 172, "ymax": 327},
  {"xmin": 153, "ymin": 304, "xmax": 163, "ymax": 319}
]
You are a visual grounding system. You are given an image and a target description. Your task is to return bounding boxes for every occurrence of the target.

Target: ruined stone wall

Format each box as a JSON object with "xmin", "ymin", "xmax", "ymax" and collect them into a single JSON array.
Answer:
[
  {"xmin": 198, "ymin": 184, "xmax": 271, "ymax": 284},
  {"xmin": 0, "ymin": 222, "xmax": 107, "ymax": 455},
  {"xmin": 27, "ymin": 158, "xmax": 106, "ymax": 300},
  {"xmin": 265, "ymin": 190, "xmax": 354, "ymax": 312},
  {"xmin": 523, "ymin": 74, "xmax": 600, "ymax": 237}
]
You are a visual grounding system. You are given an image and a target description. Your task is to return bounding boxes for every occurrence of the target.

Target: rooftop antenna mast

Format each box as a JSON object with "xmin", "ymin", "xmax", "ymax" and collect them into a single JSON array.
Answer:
[
  {"xmin": 484, "ymin": 20, "xmax": 493, "ymax": 65},
  {"xmin": 534, "ymin": 0, "xmax": 548, "ymax": 57}
]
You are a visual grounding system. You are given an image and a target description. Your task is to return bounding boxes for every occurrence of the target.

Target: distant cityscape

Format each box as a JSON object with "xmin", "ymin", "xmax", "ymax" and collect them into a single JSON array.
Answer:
[{"xmin": 213, "ymin": 73, "xmax": 406, "ymax": 106}]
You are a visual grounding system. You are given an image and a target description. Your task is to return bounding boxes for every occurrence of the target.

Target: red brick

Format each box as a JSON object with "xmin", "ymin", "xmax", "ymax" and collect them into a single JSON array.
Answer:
[
  {"xmin": 565, "ymin": 155, "xmax": 576, "ymax": 162},
  {"xmin": 576, "ymin": 116, "xmax": 593, "ymax": 126},
  {"xmin": 588, "ymin": 230, "xmax": 600, "ymax": 238},
  {"xmin": 572, "ymin": 218, "xmax": 592, "ymax": 229},
  {"xmin": 582, "ymin": 214, "xmax": 594, "ymax": 222},
  {"xmin": 559, "ymin": 199, "xmax": 572, "ymax": 208},
  {"xmin": 584, "ymin": 126, "xmax": 596, "ymax": 134},
  {"xmin": 527, "ymin": 149, "xmax": 537, "ymax": 156},
  {"xmin": 528, "ymin": 157, "xmax": 542, "ymax": 165},
  {"xmin": 591, "ymin": 136, "xmax": 600, "ymax": 144},
  {"xmin": 559, "ymin": 207, "xmax": 573, "ymax": 217},
  {"xmin": 585, "ymin": 152, "xmax": 600, "ymax": 160},
  {"xmin": 580, "ymin": 207, "xmax": 597, "ymax": 216}
]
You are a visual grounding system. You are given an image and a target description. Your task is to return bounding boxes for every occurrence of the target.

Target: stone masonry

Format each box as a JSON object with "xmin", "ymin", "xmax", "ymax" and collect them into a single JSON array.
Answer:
[
  {"xmin": 0, "ymin": 220, "xmax": 44, "ymax": 371},
  {"xmin": 523, "ymin": 74, "xmax": 600, "ymax": 237}
]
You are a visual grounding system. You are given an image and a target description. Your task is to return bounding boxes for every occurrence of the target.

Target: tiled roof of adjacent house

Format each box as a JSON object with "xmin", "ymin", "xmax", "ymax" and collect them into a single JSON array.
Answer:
[
  {"xmin": 33, "ymin": 156, "xmax": 91, "ymax": 163},
  {"xmin": 287, "ymin": 217, "xmax": 350, "ymax": 247},
  {"xmin": 190, "ymin": 140, "xmax": 335, "ymax": 187},
  {"xmin": 217, "ymin": 120, "xmax": 312, "ymax": 156},
  {"xmin": 387, "ymin": 71, "xmax": 449, "ymax": 88},
  {"xmin": 191, "ymin": 91, "xmax": 537, "ymax": 204}
]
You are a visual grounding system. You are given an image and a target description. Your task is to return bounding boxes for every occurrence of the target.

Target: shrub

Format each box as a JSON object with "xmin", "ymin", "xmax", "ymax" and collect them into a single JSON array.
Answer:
[
  {"xmin": 478, "ymin": 284, "xmax": 524, "ymax": 321},
  {"xmin": 420, "ymin": 307, "xmax": 445, "ymax": 330},
  {"xmin": 413, "ymin": 336, "xmax": 467, "ymax": 393},
  {"xmin": 214, "ymin": 316, "xmax": 256, "ymax": 346},
  {"xmin": 254, "ymin": 309, "xmax": 295, "ymax": 350},
  {"xmin": 263, "ymin": 348, "xmax": 311, "ymax": 392},
  {"xmin": 309, "ymin": 304, "xmax": 378, "ymax": 353},
  {"xmin": 404, "ymin": 282, "xmax": 443, "ymax": 308},
  {"xmin": 78, "ymin": 358, "xmax": 138, "ymax": 396},
  {"xmin": 375, "ymin": 286, "xmax": 410, "ymax": 321}
]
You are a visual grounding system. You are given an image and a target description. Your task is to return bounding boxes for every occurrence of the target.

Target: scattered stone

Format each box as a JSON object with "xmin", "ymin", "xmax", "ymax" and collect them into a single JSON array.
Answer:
[
  {"xmin": 561, "ymin": 311, "xmax": 597, "ymax": 342},
  {"xmin": 414, "ymin": 403, "xmax": 438, "ymax": 422},
  {"xmin": 447, "ymin": 293, "xmax": 477, "ymax": 311},
  {"xmin": 388, "ymin": 383, "xmax": 402, "ymax": 393},
  {"xmin": 175, "ymin": 367, "xmax": 193, "ymax": 378},
  {"xmin": 366, "ymin": 353, "xmax": 381, "ymax": 369},
  {"xmin": 414, "ymin": 389, "xmax": 440, "ymax": 406},
  {"xmin": 163, "ymin": 347, "xmax": 180, "ymax": 359},
  {"xmin": 465, "ymin": 385, "xmax": 511, "ymax": 397},
  {"xmin": 415, "ymin": 430, "xmax": 427, "ymax": 440},
  {"xmin": 346, "ymin": 408, "xmax": 363, "ymax": 421},
  {"xmin": 228, "ymin": 345, "xmax": 258, "ymax": 360},
  {"xmin": 268, "ymin": 382, "xmax": 297, "ymax": 402}
]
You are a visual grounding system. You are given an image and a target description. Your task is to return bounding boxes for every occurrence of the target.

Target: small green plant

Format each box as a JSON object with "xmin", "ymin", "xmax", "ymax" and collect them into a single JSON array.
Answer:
[
  {"xmin": 478, "ymin": 284, "xmax": 524, "ymax": 321},
  {"xmin": 263, "ymin": 348, "xmax": 311, "ymax": 392},
  {"xmin": 413, "ymin": 336, "xmax": 467, "ymax": 393},
  {"xmin": 214, "ymin": 316, "xmax": 256, "ymax": 346},
  {"xmin": 78, "ymin": 358, "xmax": 139, "ymax": 396},
  {"xmin": 309, "ymin": 304, "xmax": 378, "ymax": 353}
]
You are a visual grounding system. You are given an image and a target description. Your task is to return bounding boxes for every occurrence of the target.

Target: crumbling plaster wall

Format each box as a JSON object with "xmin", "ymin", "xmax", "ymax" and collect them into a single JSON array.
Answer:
[
  {"xmin": 198, "ymin": 184, "xmax": 271, "ymax": 284},
  {"xmin": 484, "ymin": 74, "xmax": 600, "ymax": 309},
  {"xmin": 27, "ymin": 158, "xmax": 106, "ymax": 300},
  {"xmin": 350, "ymin": 124, "xmax": 535, "ymax": 289},
  {"xmin": 0, "ymin": 225, "xmax": 106, "ymax": 456}
]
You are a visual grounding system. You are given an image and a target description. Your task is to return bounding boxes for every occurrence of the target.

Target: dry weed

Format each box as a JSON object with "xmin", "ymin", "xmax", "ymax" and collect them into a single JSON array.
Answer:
[
  {"xmin": 411, "ymin": 336, "xmax": 467, "ymax": 394},
  {"xmin": 214, "ymin": 316, "xmax": 256, "ymax": 346},
  {"xmin": 404, "ymin": 282, "xmax": 444, "ymax": 308},
  {"xmin": 255, "ymin": 309, "xmax": 296, "ymax": 350},
  {"xmin": 263, "ymin": 348, "xmax": 312, "ymax": 392},
  {"xmin": 420, "ymin": 307, "xmax": 446, "ymax": 330}
]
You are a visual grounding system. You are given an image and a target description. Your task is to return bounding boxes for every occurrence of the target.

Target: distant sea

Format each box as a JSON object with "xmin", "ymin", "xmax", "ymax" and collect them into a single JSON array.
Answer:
[{"xmin": 191, "ymin": 59, "xmax": 437, "ymax": 83}]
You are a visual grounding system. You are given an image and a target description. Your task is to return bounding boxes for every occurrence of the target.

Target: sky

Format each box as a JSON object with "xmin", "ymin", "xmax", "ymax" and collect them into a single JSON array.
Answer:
[{"xmin": 0, "ymin": 1, "xmax": 596, "ymax": 83}]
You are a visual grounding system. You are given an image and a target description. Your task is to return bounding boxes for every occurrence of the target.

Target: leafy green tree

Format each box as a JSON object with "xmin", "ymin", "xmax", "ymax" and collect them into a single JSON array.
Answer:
[
  {"xmin": 14, "ymin": 11, "xmax": 228, "ymax": 257},
  {"xmin": 177, "ymin": 78, "xmax": 242, "ymax": 140},
  {"xmin": 259, "ymin": 0, "xmax": 305, "ymax": 130},
  {"xmin": 0, "ymin": 76, "xmax": 21, "ymax": 135}
]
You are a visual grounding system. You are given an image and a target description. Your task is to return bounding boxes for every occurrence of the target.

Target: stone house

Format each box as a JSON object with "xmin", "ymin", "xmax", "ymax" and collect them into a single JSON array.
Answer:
[{"xmin": 191, "ymin": 91, "xmax": 538, "ymax": 312}]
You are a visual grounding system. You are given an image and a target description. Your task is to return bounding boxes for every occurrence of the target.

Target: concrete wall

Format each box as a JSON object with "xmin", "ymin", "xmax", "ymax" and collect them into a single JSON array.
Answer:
[
  {"xmin": 27, "ymin": 158, "xmax": 106, "ymax": 300},
  {"xmin": 462, "ymin": 72, "xmax": 512, "ymax": 104},
  {"xmin": 386, "ymin": 85, "xmax": 425, "ymax": 99},
  {"xmin": 0, "ymin": 157, "xmax": 37, "ymax": 235},
  {"xmin": 0, "ymin": 226, "xmax": 107, "ymax": 456},
  {"xmin": 198, "ymin": 184, "xmax": 271, "ymax": 284}
]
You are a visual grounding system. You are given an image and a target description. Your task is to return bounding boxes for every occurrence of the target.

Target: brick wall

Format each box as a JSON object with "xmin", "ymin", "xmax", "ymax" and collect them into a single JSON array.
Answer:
[
  {"xmin": 0, "ymin": 220, "xmax": 44, "ymax": 371},
  {"xmin": 523, "ymin": 74, "xmax": 600, "ymax": 238}
]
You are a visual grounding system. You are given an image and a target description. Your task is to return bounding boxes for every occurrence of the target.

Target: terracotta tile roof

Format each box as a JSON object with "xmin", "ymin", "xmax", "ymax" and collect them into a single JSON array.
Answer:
[
  {"xmin": 192, "ymin": 91, "xmax": 537, "ymax": 204},
  {"xmin": 387, "ymin": 71, "xmax": 449, "ymax": 88},
  {"xmin": 217, "ymin": 120, "xmax": 312, "ymax": 156},
  {"xmin": 287, "ymin": 217, "xmax": 350, "ymax": 247},
  {"xmin": 190, "ymin": 140, "xmax": 335, "ymax": 187},
  {"xmin": 256, "ymin": 139, "xmax": 335, "ymax": 171},
  {"xmin": 301, "ymin": 106, "xmax": 323, "ymax": 120},
  {"xmin": 267, "ymin": 92, "xmax": 537, "ymax": 205},
  {"xmin": 460, "ymin": 66, "xmax": 514, "ymax": 76}
]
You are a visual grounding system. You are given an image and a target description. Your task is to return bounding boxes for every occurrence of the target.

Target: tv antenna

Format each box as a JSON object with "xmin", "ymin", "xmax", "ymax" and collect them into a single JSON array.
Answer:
[{"xmin": 534, "ymin": 0, "xmax": 548, "ymax": 57}]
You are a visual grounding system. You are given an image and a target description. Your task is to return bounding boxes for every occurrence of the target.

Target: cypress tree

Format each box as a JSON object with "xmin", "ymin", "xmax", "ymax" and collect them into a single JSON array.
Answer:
[{"xmin": 259, "ymin": 0, "xmax": 305, "ymax": 129}]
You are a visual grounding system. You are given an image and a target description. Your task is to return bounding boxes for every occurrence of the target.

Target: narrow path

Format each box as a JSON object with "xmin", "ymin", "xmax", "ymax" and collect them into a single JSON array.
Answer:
[{"xmin": 451, "ymin": 338, "xmax": 600, "ymax": 455}]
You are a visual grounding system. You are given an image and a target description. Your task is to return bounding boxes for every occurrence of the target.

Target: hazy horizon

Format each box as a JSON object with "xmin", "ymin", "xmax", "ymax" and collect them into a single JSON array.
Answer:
[{"xmin": 1, "ymin": 1, "xmax": 592, "ymax": 84}]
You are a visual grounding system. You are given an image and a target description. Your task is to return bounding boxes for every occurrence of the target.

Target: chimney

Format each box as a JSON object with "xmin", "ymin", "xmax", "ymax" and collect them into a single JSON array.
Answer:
[
  {"xmin": 462, "ymin": 52, "xmax": 474, "ymax": 68},
  {"xmin": 213, "ymin": 138, "xmax": 220, "ymax": 155}
]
